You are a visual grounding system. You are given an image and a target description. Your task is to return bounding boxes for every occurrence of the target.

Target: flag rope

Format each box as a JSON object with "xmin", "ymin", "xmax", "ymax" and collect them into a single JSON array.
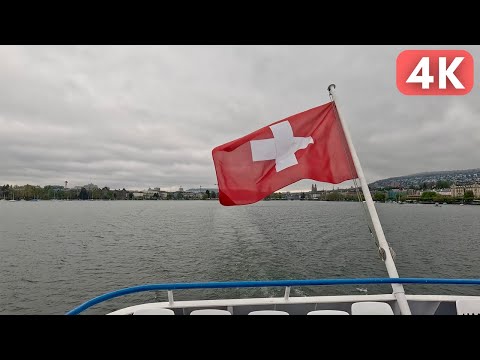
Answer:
[{"xmin": 330, "ymin": 100, "xmax": 384, "ymax": 260}]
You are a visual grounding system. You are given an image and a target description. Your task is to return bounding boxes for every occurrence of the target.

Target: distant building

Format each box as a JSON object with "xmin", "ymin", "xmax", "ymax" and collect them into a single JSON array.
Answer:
[
  {"xmin": 158, "ymin": 191, "xmax": 168, "ymax": 199},
  {"xmin": 187, "ymin": 188, "xmax": 219, "ymax": 194},
  {"xmin": 311, "ymin": 192, "xmax": 322, "ymax": 200},
  {"xmin": 387, "ymin": 189, "xmax": 405, "ymax": 200},
  {"xmin": 465, "ymin": 183, "xmax": 480, "ymax": 198},
  {"xmin": 435, "ymin": 189, "xmax": 452, "ymax": 197},
  {"xmin": 83, "ymin": 183, "xmax": 99, "ymax": 191},
  {"xmin": 46, "ymin": 185, "xmax": 65, "ymax": 192},
  {"xmin": 144, "ymin": 188, "xmax": 159, "ymax": 199},
  {"xmin": 182, "ymin": 191, "xmax": 196, "ymax": 200},
  {"xmin": 132, "ymin": 192, "xmax": 144, "ymax": 199},
  {"xmin": 451, "ymin": 184, "xmax": 464, "ymax": 198},
  {"xmin": 451, "ymin": 183, "xmax": 480, "ymax": 198},
  {"xmin": 113, "ymin": 189, "xmax": 128, "ymax": 200},
  {"xmin": 405, "ymin": 194, "xmax": 421, "ymax": 201}
]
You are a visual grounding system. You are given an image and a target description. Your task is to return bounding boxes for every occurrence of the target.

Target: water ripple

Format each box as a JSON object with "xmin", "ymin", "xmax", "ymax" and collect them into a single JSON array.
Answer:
[{"xmin": 0, "ymin": 200, "xmax": 479, "ymax": 314}]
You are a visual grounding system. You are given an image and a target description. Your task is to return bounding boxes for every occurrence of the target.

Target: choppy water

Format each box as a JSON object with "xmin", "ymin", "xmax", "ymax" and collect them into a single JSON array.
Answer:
[{"xmin": 0, "ymin": 200, "xmax": 479, "ymax": 314}]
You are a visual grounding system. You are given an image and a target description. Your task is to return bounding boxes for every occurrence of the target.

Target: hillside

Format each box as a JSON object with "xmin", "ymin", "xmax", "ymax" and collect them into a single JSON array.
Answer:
[{"xmin": 369, "ymin": 168, "xmax": 480, "ymax": 189}]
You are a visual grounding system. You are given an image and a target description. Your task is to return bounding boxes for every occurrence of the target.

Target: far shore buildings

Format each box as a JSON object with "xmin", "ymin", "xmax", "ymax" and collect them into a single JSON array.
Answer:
[
  {"xmin": 3, "ymin": 181, "xmax": 479, "ymax": 201},
  {"xmin": 400, "ymin": 184, "xmax": 479, "ymax": 201},
  {"xmin": 129, "ymin": 187, "xmax": 218, "ymax": 200},
  {"xmin": 132, "ymin": 188, "xmax": 168, "ymax": 200},
  {"xmin": 451, "ymin": 183, "xmax": 480, "ymax": 198},
  {"xmin": 124, "ymin": 182, "xmax": 479, "ymax": 201}
]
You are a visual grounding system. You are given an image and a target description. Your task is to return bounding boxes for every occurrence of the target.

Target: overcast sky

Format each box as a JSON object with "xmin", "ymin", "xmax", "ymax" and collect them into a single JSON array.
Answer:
[{"xmin": 1, "ymin": 45, "xmax": 479, "ymax": 191}]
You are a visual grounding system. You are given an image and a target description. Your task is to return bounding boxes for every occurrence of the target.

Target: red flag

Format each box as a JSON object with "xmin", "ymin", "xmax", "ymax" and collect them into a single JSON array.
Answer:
[{"xmin": 212, "ymin": 101, "xmax": 357, "ymax": 206}]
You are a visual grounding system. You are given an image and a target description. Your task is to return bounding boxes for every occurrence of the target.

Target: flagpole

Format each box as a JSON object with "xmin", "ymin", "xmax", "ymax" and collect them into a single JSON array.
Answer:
[{"xmin": 328, "ymin": 84, "xmax": 412, "ymax": 315}]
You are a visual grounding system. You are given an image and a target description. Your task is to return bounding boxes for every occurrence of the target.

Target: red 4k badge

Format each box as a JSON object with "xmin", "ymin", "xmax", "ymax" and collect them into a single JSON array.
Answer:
[{"xmin": 397, "ymin": 50, "xmax": 474, "ymax": 95}]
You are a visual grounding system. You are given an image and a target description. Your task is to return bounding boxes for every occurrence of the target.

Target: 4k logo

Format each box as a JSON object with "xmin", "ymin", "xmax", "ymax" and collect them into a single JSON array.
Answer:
[{"xmin": 397, "ymin": 50, "xmax": 474, "ymax": 95}]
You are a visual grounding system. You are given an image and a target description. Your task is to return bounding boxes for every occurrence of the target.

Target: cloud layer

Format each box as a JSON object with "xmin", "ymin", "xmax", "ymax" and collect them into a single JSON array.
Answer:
[{"xmin": 1, "ymin": 45, "xmax": 478, "ymax": 191}]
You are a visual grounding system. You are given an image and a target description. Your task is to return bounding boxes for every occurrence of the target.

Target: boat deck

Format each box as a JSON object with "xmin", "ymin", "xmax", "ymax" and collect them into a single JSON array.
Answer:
[
  {"xmin": 66, "ymin": 277, "xmax": 480, "ymax": 315},
  {"xmin": 107, "ymin": 294, "xmax": 476, "ymax": 315}
]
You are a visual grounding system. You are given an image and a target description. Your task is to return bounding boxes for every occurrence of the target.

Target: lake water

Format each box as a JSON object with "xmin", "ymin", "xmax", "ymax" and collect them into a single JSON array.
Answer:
[{"xmin": 0, "ymin": 200, "xmax": 479, "ymax": 314}]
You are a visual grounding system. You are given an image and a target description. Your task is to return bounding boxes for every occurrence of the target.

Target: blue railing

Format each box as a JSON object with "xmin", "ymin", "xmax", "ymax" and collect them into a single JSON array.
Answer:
[{"xmin": 66, "ymin": 277, "xmax": 480, "ymax": 315}]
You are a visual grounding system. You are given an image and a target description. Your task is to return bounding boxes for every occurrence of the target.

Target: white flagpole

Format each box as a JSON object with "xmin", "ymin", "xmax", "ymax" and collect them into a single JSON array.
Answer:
[{"xmin": 328, "ymin": 84, "xmax": 412, "ymax": 315}]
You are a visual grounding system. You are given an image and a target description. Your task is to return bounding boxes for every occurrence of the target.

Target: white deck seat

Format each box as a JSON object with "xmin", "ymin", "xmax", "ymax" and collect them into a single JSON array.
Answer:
[
  {"xmin": 190, "ymin": 309, "xmax": 232, "ymax": 315},
  {"xmin": 133, "ymin": 308, "xmax": 175, "ymax": 315},
  {"xmin": 351, "ymin": 302, "xmax": 394, "ymax": 315},
  {"xmin": 248, "ymin": 310, "xmax": 289, "ymax": 315},
  {"xmin": 456, "ymin": 299, "xmax": 480, "ymax": 315},
  {"xmin": 307, "ymin": 310, "xmax": 349, "ymax": 315}
]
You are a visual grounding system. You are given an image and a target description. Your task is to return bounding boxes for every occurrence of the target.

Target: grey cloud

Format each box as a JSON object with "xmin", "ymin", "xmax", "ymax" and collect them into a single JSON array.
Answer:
[{"xmin": 1, "ymin": 45, "xmax": 479, "ymax": 191}]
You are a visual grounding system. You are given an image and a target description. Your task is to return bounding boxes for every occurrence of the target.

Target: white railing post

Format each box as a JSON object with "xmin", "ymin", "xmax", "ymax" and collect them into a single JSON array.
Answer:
[{"xmin": 168, "ymin": 290, "xmax": 174, "ymax": 306}]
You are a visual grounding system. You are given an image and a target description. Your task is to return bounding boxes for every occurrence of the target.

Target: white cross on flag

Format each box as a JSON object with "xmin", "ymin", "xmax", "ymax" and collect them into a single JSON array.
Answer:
[
  {"xmin": 251, "ymin": 121, "xmax": 314, "ymax": 172},
  {"xmin": 212, "ymin": 101, "xmax": 357, "ymax": 206}
]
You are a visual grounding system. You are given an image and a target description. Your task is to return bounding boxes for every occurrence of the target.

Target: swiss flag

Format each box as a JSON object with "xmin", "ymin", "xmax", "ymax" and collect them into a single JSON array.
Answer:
[{"xmin": 212, "ymin": 101, "xmax": 357, "ymax": 206}]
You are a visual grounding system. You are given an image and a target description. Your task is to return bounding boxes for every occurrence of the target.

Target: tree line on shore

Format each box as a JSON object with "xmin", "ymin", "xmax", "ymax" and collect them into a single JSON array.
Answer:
[
  {"xmin": 372, "ymin": 190, "xmax": 476, "ymax": 203},
  {"xmin": 1, "ymin": 182, "xmax": 476, "ymax": 203},
  {"xmin": 0, "ymin": 184, "xmax": 217, "ymax": 201}
]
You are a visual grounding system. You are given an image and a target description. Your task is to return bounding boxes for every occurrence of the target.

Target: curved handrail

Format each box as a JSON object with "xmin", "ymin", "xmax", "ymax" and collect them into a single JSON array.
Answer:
[{"xmin": 66, "ymin": 277, "xmax": 480, "ymax": 315}]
